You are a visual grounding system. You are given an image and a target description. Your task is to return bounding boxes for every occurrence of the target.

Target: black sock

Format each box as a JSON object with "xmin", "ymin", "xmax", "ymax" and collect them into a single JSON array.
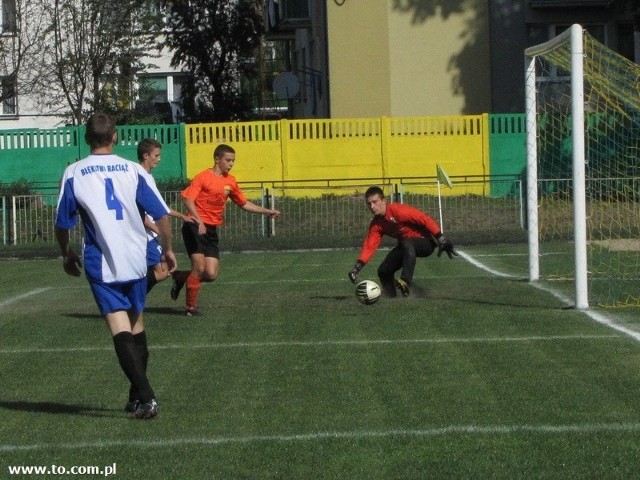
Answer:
[
  {"xmin": 146, "ymin": 267, "xmax": 158, "ymax": 293},
  {"xmin": 128, "ymin": 331, "xmax": 150, "ymax": 402},
  {"xmin": 134, "ymin": 331, "xmax": 149, "ymax": 371},
  {"xmin": 113, "ymin": 331, "xmax": 154, "ymax": 403}
]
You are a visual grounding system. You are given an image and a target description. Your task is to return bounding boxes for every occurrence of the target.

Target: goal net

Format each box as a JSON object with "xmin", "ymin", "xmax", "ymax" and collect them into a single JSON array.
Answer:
[{"xmin": 525, "ymin": 24, "xmax": 640, "ymax": 308}]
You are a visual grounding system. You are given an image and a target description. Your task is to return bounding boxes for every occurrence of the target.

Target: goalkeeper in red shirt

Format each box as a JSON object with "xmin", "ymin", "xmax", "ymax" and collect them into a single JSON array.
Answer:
[{"xmin": 348, "ymin": 186, "xmax": 457, "ymax": 297}]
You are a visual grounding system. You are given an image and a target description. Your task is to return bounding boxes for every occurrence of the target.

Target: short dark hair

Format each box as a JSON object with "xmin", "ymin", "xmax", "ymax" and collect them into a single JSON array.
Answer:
[
  {"xmin": 214, "ymin": 144, "xmax": 235, "ymax": 159},
  {"xmin": 85, "ymin": 113, "xmax": 116, "ymax": 149},
  {"xmin": 365, "ymin": 186, "xmax": 385, "ymax": 199},
  {"xmin": 137, "ymin": 138, "xmax": 162, "ymax": 161}
]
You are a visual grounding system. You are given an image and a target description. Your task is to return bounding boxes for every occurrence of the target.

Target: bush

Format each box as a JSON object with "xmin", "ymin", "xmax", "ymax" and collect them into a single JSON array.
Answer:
[
  {"xmin": 156, "ymin": 176, "xmax": 190, "ymax": 192},
  {"xmin": 0, "ymin": 179, "xmax": 35, "ymax": 196}
]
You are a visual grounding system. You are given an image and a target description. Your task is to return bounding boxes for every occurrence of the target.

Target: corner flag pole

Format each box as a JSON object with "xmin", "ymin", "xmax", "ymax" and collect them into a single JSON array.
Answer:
[{"xmin": 436, "ymin": 164, "xmax": 453, "ymax": 232}]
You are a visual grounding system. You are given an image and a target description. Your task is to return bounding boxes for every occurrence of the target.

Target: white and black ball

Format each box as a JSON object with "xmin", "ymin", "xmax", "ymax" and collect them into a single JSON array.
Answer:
[{"xmin": 355, "ymin": 280, "xmax": 381, "ymax": 305}]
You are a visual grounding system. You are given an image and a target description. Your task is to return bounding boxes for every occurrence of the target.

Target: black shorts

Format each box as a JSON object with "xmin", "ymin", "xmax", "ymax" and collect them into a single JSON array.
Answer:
[{"xmin": 182, "ymin": 222, "xmax": 220, "ymax": 259}]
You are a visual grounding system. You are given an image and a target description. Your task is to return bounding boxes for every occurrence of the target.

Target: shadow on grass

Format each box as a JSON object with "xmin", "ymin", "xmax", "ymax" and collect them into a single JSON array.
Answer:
[
  {"xmin": 0, "ymin": 400, "xmax": 118, "ymax": 417},
  {"xmin": 63, "ymin": 307, "xmax": 183, "ymax": 319},
  {"xmin": 309, "ymin": 295, "xmax": 350, "ymax": 301},
  {"xmin": 63, "ymin": 313, "xmax": 103, "ymax": 321},
  {"xmin": 415, "ymin": 279, "xmax": 566, "ymax": 309},
  {"xmin": 145, "ymin": 306, "xmax": 184, "ymax": 315}
]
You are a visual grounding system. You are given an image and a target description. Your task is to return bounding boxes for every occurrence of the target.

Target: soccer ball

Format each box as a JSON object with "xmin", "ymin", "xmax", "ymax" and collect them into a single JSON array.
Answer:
[{"xmin": 355, "ymin": 280, "xmax": 381, "ymax": 305}]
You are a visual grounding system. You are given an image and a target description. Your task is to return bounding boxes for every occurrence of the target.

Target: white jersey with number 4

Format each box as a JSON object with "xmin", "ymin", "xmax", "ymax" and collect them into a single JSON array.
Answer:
[{"xmin": 56, "ymin": 154, "xmax": 170, "ymax": 284}]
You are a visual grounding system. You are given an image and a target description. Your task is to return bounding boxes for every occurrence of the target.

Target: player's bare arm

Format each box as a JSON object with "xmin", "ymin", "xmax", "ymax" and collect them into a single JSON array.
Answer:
[
  {"xmin": 241, "ymin": 201, "xmax": 281, "ymax": 218},
  {"xmin": 170, "ymin": 208, "xmax": 195, "ymax": 223},
  {"xmin": 155, "ymin": 215, "xmax": 177, "ymax": 273},
  {"xmin": 144, "ymin": 216, "xmax": 161, "ymax": 235},
  {"xmin": 54, "ymin": 226, "xmax": 82, "ymax": 277},
  {"xmin": 182, "ymin": 197, "xmax": 206, "ymax": 234}
]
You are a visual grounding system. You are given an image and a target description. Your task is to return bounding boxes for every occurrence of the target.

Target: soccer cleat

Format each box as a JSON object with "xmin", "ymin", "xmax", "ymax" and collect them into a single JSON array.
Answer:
[
  {"xmin": 129, "ymin": 399, "xmax": 158, "ymax": 420},
  {"xmin": 185, "ymin": 306, "xmax": 200, "ymax": 317},
  {"xmin": 124, "ymin": 399, "xmax": 140, "ymax": 413},
  {"xmin": 394, "ymin": 278, "xmax": 410, "ymax": 297},
  {"xmin": 170, "ymin": 277, "xmax": 185, "ymax": 301}
]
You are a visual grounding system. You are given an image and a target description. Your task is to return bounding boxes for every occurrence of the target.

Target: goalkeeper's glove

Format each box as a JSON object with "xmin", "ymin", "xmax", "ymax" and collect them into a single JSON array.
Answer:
[
  {"xmin": 436, "ymin": 233, "xmax": 458, "ymax": 259},
  {"xmin": 348, "ymin": 260, "xmax": 365, "ymax": 284}
]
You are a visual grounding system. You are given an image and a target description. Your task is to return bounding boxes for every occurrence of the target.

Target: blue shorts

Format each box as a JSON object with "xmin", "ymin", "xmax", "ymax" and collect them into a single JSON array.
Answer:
[
  {"xmin": 89, "ymin": 278, "xmax": 147, "ymax": 316},
  {"xmin": 147, "ymin": 238, "xmax": 163, "ymax": 267}
]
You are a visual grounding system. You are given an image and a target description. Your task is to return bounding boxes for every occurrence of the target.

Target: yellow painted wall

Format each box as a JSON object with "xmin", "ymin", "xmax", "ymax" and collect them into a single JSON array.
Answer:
[
  {"xmin": 184, "ymin": 122, "xmax": 283, "ymax": 182},
  {"xmin": 383, "ymin": 115, "xmax": 486, "ymax": 177},
  {"xmin": 326, "ymin": 1, "xmax": 491, "ymax": 117},
  {"xmin": 382, "ymin": 115, "xmax": 489, "ymax": 195},
  {"xmin": 184, "ymin": 116, "xmax": 489, "ymax": 198},
  {"xmin": 282, "ymin": 118, "xmax": 384, "ymax": 182},
  {"xmin": 326, "ymin": 0, "xmax": 391, "ymax": 118}
]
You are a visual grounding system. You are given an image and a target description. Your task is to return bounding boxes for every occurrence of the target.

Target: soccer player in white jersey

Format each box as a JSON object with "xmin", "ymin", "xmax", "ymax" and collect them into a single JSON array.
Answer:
[
  {"xmin": 55, "ymin": 113, "xmax": 177, "ymax": 420},
  {"xmin": 136, "ymin": 138, "xmax": 192, "ymax": 294}
]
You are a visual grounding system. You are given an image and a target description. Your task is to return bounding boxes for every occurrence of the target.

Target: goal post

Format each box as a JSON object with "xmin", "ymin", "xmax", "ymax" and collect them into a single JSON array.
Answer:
[
  {"xmin": 525, "ymin": 24, "xmax": 588, "ymax": 308},
  {"xmin": 525, "ymin": 24, "xmax": 640, "ymax": 308}
]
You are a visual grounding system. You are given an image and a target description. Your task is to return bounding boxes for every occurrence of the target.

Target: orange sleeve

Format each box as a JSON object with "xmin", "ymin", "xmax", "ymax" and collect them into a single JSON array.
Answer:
[
  {"xmin": 181, "ymin": 172, "xmax": 203, "ymax": 200},
  {"xmin": 229, "ymin": 179, "xmax": 248, "ymax": 207}
]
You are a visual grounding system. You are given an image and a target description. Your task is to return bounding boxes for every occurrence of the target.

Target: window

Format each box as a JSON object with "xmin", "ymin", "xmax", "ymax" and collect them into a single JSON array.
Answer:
[
  {"xmin": 1, "ymin": 0, "xmax": 16, "ymax": 34},
  {"xmin": 617, "ymin": 23, "xmax": 637, "ymax": 62},
  {"xmin": 281, "ymin": 0, "xmax": 309, "ymax": 20},
  {"xmin": 529, "ymin": 0, "xmax": 612, "ymax": 6},
  {"xmin": 527, "ymin": 24, "xmax": 606, "ymax": 46},
  {"xmin": 527, "ymin": 23, "xmax": 637, "ymax": 63},
  {"xmin": 137, "ymin": 74, "xmax": 189, "ymax": 123},
  {"xmin": 1, "ymin": 75, "xmax": 16, "ymax": 115},
  {"xmin": 139, "ymin": 76, "xmax": 168, "ymax": 104}
]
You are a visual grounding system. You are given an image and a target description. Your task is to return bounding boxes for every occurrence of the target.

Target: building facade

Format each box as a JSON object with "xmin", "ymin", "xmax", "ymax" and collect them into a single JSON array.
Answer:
[
  {"xmin": 0, "ymin": 0, "xmax": 185, "ymax": 129},
  {"xmin": 268, "ymin": 0, "xmax": 638, "ymax": 118},
  {"xmin": 0, "ymin": 0, "xmax": 637, "ymax": 128}
]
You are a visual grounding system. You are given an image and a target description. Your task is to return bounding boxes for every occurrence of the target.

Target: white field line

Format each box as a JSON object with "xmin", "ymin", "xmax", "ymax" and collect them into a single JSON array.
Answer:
[
  {"xmin": 456, "ymin": 251, "xmax": 520, "ymax": 279},
  {"xmin": 457, "ymin": 249, "xmax": 640, "ymax": 343},
  {"xmin": 1, "ymin": 253, "xmax": 638, "ymax": 455},
  {"xmin": 48, "ymin": 273, "xmax": 511, "ymax": 289},
  {"xmin": 3, "ymin": 422, "xmax": 640, "ymax": 452},
  {"xmin": 0, "ymin": 288, "xmax": 52, "ymax": 309},
  {"xmin": 0, "ymin": 334, "xmax": 622, "ymax": 355}
]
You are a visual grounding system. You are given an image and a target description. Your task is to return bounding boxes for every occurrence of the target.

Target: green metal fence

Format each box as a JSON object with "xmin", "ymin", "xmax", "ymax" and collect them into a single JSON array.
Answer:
[
  {"xmin": 488, "ymin": 114, "xmax": 526, "ymax": 196},
  {"xmin": 1, "ymin": 124, "xmax": 186, "ymax": 194},
  {"xmin": 2, "ymin": 177, "xmax": 526, "ymax": 249}
]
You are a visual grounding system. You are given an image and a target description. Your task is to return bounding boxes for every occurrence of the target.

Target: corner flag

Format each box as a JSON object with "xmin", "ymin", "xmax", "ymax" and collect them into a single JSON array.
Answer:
[
  {"xmin": 436, "ymin": 164, "xmax": 453, "ymax": 232},
  {"xmin": 436, "ymin": 164, "xmax": 453, "ymax": 188}
]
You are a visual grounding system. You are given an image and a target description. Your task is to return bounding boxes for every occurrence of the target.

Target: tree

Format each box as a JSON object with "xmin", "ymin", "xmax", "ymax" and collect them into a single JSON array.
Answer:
[
  {"xmin": 0, "ymin": 0, "xmax": 49, "ymax": 113},
  {"xmin": 164, "ymin": 0, "xmax": 263, "ymax": 122},
  {"xmin": 45, "ymin": 0, "xmax": 164, "ymax": 125}
]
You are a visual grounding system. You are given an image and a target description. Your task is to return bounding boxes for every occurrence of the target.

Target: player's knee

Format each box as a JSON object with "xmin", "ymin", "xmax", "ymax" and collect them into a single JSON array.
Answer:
[
  {"xmin": 377, "ymin": 265, "xmax": 393, "ymax": 279},
  {"xmin": 202, "ymin": 271, "xmax": 218, "ymax": 282},
  {"xmin": 154, "ymin": 264, "xmax": 169, "ymax": 281},
  {"xmin": 399, "ymin": 241, "xmax": 417, "ymax": 259},
  {"xmin": 191, "ymin": 264, "xmax": 206, "ymax": 276}
]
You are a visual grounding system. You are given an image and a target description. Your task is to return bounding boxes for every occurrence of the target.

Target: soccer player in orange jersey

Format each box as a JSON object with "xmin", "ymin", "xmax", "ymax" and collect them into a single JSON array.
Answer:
[
  {"xmin": 348, "ymin": 186, "xmax": 457, "ymax": 297},
  {"xmin": 171, "ymin": 144, "xmax": 280, "ymax": 316}
]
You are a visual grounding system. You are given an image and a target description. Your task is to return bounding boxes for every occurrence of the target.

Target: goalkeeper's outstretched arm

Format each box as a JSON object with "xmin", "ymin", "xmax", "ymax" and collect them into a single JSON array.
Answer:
[
  {"xmin": 435, "ymin": 233, "xmax": 458, "ymax": 259},
  {"xmin": 348, "ymin": 260, "xmax": 365, "ymax": 284}
]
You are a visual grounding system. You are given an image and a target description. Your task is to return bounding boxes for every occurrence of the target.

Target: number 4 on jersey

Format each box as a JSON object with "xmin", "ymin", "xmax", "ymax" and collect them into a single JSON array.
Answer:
[{"xmin": 105, "ymin": 178, "xmax": 124, "ymax": 220}]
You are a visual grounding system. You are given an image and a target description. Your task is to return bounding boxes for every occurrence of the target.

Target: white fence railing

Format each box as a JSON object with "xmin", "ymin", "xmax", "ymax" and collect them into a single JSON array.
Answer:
[{"xmin": 2, "ymin": 179, "xmax": 526, "ymax": 250}]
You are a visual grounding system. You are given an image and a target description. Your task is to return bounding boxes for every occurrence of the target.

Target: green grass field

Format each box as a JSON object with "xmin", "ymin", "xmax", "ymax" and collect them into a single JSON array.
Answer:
[{"xmin": 2, "ymin": 246, "xmax": 640, "ymax": 479}]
